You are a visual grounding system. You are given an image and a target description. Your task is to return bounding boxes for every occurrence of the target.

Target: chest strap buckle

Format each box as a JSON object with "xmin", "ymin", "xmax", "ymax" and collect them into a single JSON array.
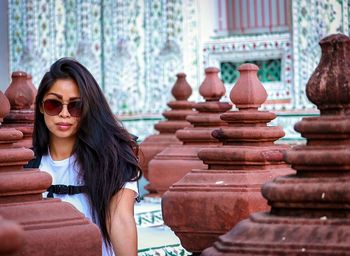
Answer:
[{"xmin": 47, "ymin": 184, "xmax": 88, "ymax": 198}]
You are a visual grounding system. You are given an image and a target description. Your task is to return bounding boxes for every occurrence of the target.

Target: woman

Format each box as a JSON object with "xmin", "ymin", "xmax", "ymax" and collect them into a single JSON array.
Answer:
[{"xmin": 28, "ymin": 58, "xmax": 142, "ymax": 255}]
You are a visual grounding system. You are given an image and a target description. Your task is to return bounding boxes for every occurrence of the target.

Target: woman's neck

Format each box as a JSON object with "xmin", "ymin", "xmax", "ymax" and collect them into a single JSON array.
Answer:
[{"xmin": 49, "ymin": 136, "xmax": 76, "ymax": 161}]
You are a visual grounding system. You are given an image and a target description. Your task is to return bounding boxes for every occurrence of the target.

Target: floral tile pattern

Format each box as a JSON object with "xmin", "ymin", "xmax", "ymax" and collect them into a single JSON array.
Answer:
[{"xmin": 9, "ymin": 0, "xmax": 199, "ymax": 115}]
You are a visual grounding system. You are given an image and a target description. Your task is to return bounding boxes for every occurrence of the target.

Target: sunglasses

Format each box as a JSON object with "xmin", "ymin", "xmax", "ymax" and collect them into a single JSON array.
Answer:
[{"xmin": 42, "ymin": 99, "xmax": 82, "ymax": 117}]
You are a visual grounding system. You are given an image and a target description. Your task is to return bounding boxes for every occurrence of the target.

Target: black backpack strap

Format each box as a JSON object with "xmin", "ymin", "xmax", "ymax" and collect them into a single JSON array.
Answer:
[
  {"xmin": 24, "ymin": 149, "xmax": 140, "ymax": 201},
  {"xmin": 47, "ymin": 185, "xmax": 88, "ymax": 198},
  {"xmin": 135, "ymin": 181, "xmax": 141, "ymax": 203},
  {"xmin": 23, "ymin": 155, "xmax": 88, "ymax": 198},
  {"xmin": 129, "ymin": 133, "xmax": 141, "ymax": 202},
  {"xmin": 130, "ymin": 133, "xmax": 138, "ymax": 142},
  {"xmin": 24, "ymin": 155, "xmax": 42, "ymax": 169}
]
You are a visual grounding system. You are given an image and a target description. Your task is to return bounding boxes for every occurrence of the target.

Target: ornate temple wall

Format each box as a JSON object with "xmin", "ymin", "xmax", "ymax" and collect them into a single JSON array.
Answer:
[
  {"xmin": 8, "ymin": 0, "xmax": 199, "ymax": 115},
  {"xmin": 206, "ymin": 0, "xmax": 349, "ymax": 110},
  {"xmin": 0, "ymin": 1, "xmax": 9, "ymax": 91},
  {"xmin": 6, "ymin": 0, "xmax": 350, "ymax": 141},
  {"xmin": 292, "ymin": 0, "xmax": 349, "ymax": 109}
]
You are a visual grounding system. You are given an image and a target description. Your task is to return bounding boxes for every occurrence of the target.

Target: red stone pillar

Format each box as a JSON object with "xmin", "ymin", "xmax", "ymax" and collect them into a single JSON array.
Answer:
[
  {"xmin": 3, "ymin": 71, "xmax": 36, "ymax": 148},
  {"xmin": 0, "ymin": 91, "xmax": 102, "ymax": 255},
  {"xmin": 0, "ymin": 215, "xmax": 23, "ymax": 255},
  {"xmin": 139, "ymin": 73, "xmax": 195, "ymax": 193},
  {"xmin": 162, "ymin": 63, "xmax": 294, "ymax": 254},
  {"xmin": 147, "ymin": 67, "xmax": 232, "ymax": 196},
  {"xmin": 202, "ymin": 34, "xmax": 350, "ymax": 255}
]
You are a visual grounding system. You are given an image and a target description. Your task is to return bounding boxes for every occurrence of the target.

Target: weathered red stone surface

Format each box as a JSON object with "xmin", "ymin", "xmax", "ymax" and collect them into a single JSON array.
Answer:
[
  {"xmin": 0, "ymin": 91, "xmax": 102, "ymax": 255},
  {"xmin": 4, "ymin": 72, "xmax": 34, "ymax": 110},
  {"xmin": 202, "ymin": 34, "xmax": 350, "ymax": 256},
  {"xmin": 147, "ymin": 67, "xmax": 232, "ymax": 196},
  {"xmin": 0, "ymin": 215, "xmax": 23, "ymax": 255},
  {"xmin": 162, "ymin": 63, "xmax": 294, "ymax": 253},
  {"xmin": 3, "ymin": 71, "xmax": 36, "ymax": 148},
  {"xmin": 139, "ymin": 73, "xmax": 195, "ymax": 193}
]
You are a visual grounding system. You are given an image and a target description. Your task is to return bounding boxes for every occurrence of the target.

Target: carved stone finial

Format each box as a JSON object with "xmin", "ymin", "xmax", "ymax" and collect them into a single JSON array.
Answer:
[
  {"xmin": 0, "ymin": 91, "xmax": 10, "ymax": 123},
  {"xmin": 148, "ymin": 67, "xmax": 231, "ymax": 196},
  {"xmin": 163, "ymin": 63, "xmax": 291, "ymax": 254},
  {"xmin": 230, "ymin": 63, "xmax": 268, "ymax": 109},
  {"xmin": 5, "ymin": 71, "xmax": 35, "ymax": 110},
  {"xmin": 201, "ymin": 33, "xmax": 350, "ymax": 256},
  {"xmin": 306, "ymin": 33, "xmax": 350, "ymax": 115},
  {"xmin": 171, "ymin": 73, "xmax": 192, "ymax": 101},
  {"xmin": 199, "ymin": 67, "xmax": 226, "ymax": 101},
  {"xmin": 139, "ymin": 73, "xmax": 195, "ymax": 194}
]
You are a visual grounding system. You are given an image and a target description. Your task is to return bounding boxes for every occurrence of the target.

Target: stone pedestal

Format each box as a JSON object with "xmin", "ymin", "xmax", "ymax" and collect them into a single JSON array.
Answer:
[
  {"xmin": 162, "ymin": 63, "xmax": 294, "ymax": 254},
  {"xmin": 4, "ymin": 71, "xmax": 36, "ymax": 148},
  {"xmin": 202, "ymin": 34, "xmax": 350, "ymax": 256},
  {"xmin": 147, "ymin": 67, "xmax": 232, "ymax": 196},
  {"xmin": 0, "ymin": 215, "xmax": 23, "ymax": 255},
  {"xmin": 0, "ymin": 91, "xmax": 102, "ymax": 255},
  {"xmin": 139, "ymin": 73, "xmax": 195, "ymax": 193}
]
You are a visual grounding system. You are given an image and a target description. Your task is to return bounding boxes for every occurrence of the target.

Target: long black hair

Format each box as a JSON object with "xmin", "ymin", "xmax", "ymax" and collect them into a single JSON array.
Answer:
[{"xmin": 33, "ymin": 57, "xmax": 142, "ymax": 246}]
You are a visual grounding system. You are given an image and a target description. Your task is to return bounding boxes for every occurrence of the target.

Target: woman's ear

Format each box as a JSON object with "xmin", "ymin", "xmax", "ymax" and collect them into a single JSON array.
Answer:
[{"xmin": 39, "ymin": 104, "xmax": 44, "ymax": 114}]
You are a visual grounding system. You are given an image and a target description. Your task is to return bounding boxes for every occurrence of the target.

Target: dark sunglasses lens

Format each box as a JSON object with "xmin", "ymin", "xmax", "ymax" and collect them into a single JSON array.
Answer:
[
  {"xmin": 68, "ymin": 101, "xmax": 82, "ymax": 117},
  {"xmin": 43, "ymin": 99, "xmax": 62, "ymax": 116}
]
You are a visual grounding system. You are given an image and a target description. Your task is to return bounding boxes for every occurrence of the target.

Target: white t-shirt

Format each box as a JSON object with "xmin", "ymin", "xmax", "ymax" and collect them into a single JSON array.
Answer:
[{"xmin": 40, "ymin": 152, "xmax": 138, "ymax": 256}]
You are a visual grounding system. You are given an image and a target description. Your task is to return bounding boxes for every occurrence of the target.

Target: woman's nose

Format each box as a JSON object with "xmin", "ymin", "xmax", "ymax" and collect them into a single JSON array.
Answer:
[{"xmin": 58, "ymin": 104, "xmax": 71, "ymax": 117}]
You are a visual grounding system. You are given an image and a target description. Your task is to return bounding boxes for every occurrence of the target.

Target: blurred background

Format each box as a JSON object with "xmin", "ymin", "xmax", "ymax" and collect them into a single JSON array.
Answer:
[{"xmin": 0, "ymin": 0, "xmax": 348, "ymax": 140}]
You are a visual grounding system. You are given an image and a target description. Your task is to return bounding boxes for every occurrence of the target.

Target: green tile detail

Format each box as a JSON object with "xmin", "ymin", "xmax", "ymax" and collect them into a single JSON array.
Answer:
[
  {"xmin": 220, "ymin": 59, "xmax": 282, "ymax": 84},
  {"xmin": 135, "ymin": 210, "xmax": 164, "ymax": 227},
  {"xmin": 138, "ymin": 244, "xmax": 191, "ymax": 256}
]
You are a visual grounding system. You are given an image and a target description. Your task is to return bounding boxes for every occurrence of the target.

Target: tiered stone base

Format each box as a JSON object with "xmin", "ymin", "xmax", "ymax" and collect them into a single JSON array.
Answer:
[
  {"xmin": 202, "ymin": 212, "xmax": 350, "ymax": 256},
  {"xmin": 0, "ymin": 199, "xmax": 101, "ymax": 256}
]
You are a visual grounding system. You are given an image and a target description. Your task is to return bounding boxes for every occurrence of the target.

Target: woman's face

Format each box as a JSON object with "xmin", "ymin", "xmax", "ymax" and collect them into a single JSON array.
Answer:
[{"xmin": 41, "ymin": 79, "xmax": 81, "ymax": 143}]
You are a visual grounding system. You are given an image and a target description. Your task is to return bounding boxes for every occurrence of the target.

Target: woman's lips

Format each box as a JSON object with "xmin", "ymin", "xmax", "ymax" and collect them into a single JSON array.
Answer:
[{"xmin": 56, "ymin": 123, "xmax": 72, "ymax": 131}]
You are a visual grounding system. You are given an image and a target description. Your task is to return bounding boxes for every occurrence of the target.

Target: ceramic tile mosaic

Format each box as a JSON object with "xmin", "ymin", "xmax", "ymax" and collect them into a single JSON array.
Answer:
[
  {"xmin": 206, "ymin": 0, "xmax": 349, "ymax": 110},
  {"xmin": 9, "ymin": 0, "xmax": 199, "ymax": 116},
  {"xmin": 203, "ymin": 32, "xmax": 293, "ymax": 110},
  {"xmin": 138, "ymin": 246, "xmax": 190, "ymax": 256},
  {"xmin": 292, "ymin": 0, "xmax": 349, "ymax": 109},
  {"xmin": 135, "ymin": 210, "xmax": 164, "ymax": 227},
  {"xmin": 8, "ymin": 0, "xmax": 350, "ymax": 142}
]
